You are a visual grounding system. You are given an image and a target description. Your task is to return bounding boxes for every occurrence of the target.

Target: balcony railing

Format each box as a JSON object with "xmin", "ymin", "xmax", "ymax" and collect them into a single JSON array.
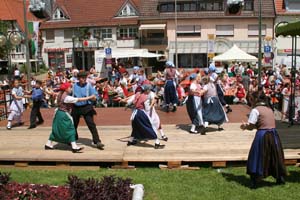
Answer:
[{"xmin": 141, "ymin": 37, "xmax": 168, "ymax": 46}]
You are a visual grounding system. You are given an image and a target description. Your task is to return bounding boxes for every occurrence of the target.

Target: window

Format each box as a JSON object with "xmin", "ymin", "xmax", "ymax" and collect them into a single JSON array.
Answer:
[
  {"xmin": 119, "ymin": 4, "xmax": 138, "ymax": 16},
  {"xmin": 46, "ymin": 30, "xmax": 54, "ymax": 42},
  {"xmin": 101, "ymin": 28, "xmax": 112, "ymax": 39},
  {"xmin": 176, "ymin": 54, "xmax": 207, "ymax": 68},
  {"xmin": 118, "ymin": 27, "xmax": 138, "ymax": 39},
  {"xmin": 48, "ymin": 52, "xmax": 65, "ymax": 68},
  {"xmin": 159, "ymin": 1, "xmax": 225, "ymax": 12},
  {"xmin": 216, "ymin": 25, "xmax": 234, "ymax": 37},
  {"xmin": 244, "ymin": 0, "xmax": 254, "ymax": 11},
  {"xmin": 285, "ymin": 0, "xmax": 300, "ymax": 11},
  {"xmin": 248, "ymin": 25, "xmax": 266, "ymax": 36},
  {"xmin": 177, "ymin": 25, "xmax": 201, "ymax": 37},
  {"xmin": 52, "ymin": 8, "xmax": 67, "ymax": 20},
  {"xmin": 159, "ymin": 3, "xmax": 175, "ymax": 12},
  {"xmin": 177, "ymin": 2, "xmax": 197, "ymax": 11},
  {"xmin": 64, "ymin": 29, "xmax": 73, "ymax": 41}
]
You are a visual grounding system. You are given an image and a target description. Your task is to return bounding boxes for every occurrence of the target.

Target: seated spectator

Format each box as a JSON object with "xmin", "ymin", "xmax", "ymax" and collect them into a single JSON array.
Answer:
[
  {"xmin": 233, "ymin": 83, "xmax": 247, "ymax": 104},
  {"xmin": 176, "ymin": 84, "xmax": 186, "ymax": 106},
  {"xmin": 155, "ymin": 84, "xmax": 165, "ymax": 107}
]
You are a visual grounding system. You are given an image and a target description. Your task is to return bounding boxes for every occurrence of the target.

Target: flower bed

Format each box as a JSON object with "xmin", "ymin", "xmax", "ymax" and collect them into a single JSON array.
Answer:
[{"xmin": 0, "ymin": 172, "xmax": 133, "ymax": 200}]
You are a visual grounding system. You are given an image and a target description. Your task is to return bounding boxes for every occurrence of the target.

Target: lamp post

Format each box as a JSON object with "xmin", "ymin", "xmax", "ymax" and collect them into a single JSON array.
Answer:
[
  {"xmin": 72, "ymin": 34, "xmax": 76, "ymax": 68},
  {"xmin": 23, "ymin": 0, "xmax": 32, "ymax": 89},
  {"xmin": 258, "ymin": 0, "xmax": 262, "ymax": 86},
  {"xmin": 0, "ymin": 25, "xmax": 22, "ymax": 80},
  {"xmin": 174, "ymin": 0, "xmax": 178, "ymax": 68}
]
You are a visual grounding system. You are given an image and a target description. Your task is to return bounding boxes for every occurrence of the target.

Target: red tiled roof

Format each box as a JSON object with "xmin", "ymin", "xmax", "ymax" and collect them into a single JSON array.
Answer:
[
  {"xmin": 40, "ymin": 0, "xmax": 141, "ymax": 30},
  {"xmin": 140, "ymin": 0, "xmax": 275, "ymax": 20},
  {"xmin": 0, "ymin": 0, "xmax": 38, "ymax": 32},
  {"xmin": 275, "ymin": 0, "xmax": 286, "ymax": 14},
  {"xmin": 274, "ymin": 0, "xmax": 300, "ymax": 15}
]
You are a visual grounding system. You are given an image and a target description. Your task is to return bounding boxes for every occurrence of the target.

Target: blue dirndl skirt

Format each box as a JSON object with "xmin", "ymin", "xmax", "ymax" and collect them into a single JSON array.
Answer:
[
  {"xmin": 247, "ymin": 129, "xmax": 287, "ymax": 178},
  {"xmin": 186, "ymin": 95, "xmax": 204, "ymax": 126},
  {"xmin": 131, "ymin": 109, "xmax": 157, "ymax": 140},
  {"xmin": 202, "ymin": 96, "xmax": 227, "ymax": 125},
  {"xmin": 164, "ymin": 80, "xmax": 178, "ymax": 105}
]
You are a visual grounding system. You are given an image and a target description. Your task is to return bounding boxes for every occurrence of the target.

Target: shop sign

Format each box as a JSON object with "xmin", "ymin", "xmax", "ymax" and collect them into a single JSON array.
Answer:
[
  {"xmin": 67, "ymin": 55, "xmax": 72, "ymax": 63},
  {"xmin": 44, "ymin": 48, "xmax": 70, "ymax": 53}
]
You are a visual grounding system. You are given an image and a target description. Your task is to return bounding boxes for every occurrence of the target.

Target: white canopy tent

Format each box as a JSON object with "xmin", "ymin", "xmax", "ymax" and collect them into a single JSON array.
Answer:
[
  {"xmin": 95, "ymin": 48, "xmax": 163, "ymax": 59},
  {"xmin": 94, "ymin": 48, "xmax": 163, "ymax": 73},
  {"xmin": 212, "ymin": 44, "xmax": 258, "ymax": 62}
]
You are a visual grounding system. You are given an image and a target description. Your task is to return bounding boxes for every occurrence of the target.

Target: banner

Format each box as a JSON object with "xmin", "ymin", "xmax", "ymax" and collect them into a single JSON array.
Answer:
[
  {"xmin": 28, "ymin": 21, "xmax": 40, "ymax": 58},
  {"xmin": 95, "ymin": 50, "xmax": 104, "ymax": 74},
  {"xmin": 207, "ymin": 34, "xmax": 215, "ymax": 58}
]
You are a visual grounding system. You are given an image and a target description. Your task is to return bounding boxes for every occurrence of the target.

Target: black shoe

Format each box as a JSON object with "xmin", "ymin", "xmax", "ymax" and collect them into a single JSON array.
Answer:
[
  {"xmin": 161, "ymin": 136, "xmax": 168, "ymax": 141},
  {"xmin": 154, "ymin": 143, "xmax": 166, "ymax": 149},
  {"xmin": 127, "ymin": 140, "xmax": 137, "ymax": 146},
  {"xmin": 37, "ymin": 120, "xmax": 44, "ymax": 125},
  {"xmin": 200, "ymin": 128, "xmax": 206, "ymax": 135},
  {"xmin": 154, "ymin": 143, "xmax": 165, "ymax": 149},
  {"xmin": 28, "ymin": 125, "xmax": 36, "ymax": 129},
  {"xmin": 72, "ymin": 147, "xmax": 84, "ymax": 153},
  {"xmin": 226, "ymin": 107, "xmax": 232, "ymax": 114},
  {"xmin": 92, "ymin": 142, "xmax": 105, "ymax": 150},
  {"xmin": 164, "ymin": 107, "xmax": 169, "ymax": 112},
  {"xmin": 44, "ymin": 145, "xmax": 54, "ymax": 150},
  {"xmin": 18, "ymin": 122, "xmax": 24, "ymax": 126},
  {"xmin": 218, "ymin": 127, "xmax": 224, "ymax": 131},
  {"xmin": 250, "ymin": 179, "xmax": 257, "ymax": 189},
  {"xmin": 172, "ymin": 106, "xmax": 177, "ymax": 112},
  {"xmin": 276, "ymin": 176, "xmax": 285, "ymax": 185}
]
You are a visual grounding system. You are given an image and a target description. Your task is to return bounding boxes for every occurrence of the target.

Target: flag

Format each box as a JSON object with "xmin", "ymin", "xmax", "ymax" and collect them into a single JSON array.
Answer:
[{"xmin": 28, "ymin": 21, "xmax": 40, "ymax": 58}]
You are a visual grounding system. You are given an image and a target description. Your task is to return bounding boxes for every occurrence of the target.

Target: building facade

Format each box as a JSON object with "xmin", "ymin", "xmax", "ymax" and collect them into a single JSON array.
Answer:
[
  {"xmin": 139, "ymin": 0, "xmax": 275, "ymax": 68},
  {"xmin": 274, "ymin": 0, "xmax": 300, "ymax": 67},
  {"xmin": 40, "ymin": 0, "xmax": 141, "ymax": 71},
  {"xmin": 0, "ymin": 0, "xmax": 40, "ymax": 75}
]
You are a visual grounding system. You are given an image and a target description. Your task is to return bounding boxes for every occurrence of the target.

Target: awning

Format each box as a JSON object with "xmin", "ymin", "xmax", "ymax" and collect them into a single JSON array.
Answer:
[
  {"xmin": 139, "ymin": 24, "xmax": 166, "ymax": 30},
  {"xmin": 11, "ymin": 59, "xmax": 38, "ymax": 63},
  {"xmin": 94, "ymin": 49, "xmax": 162, "ymax": 59},
  {"xmin": 276, "ymin": 21, "xmax": 300, "ymax": 37}
]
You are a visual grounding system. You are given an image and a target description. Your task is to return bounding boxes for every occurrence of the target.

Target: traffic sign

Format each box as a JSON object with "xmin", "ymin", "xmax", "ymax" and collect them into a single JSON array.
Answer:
[
  {"xmin": 105, "ymin": 48, "xmax": 112, "ymax": 55},
  {"xmin": 264, "ymin": 45, "xmax": 271, "ymax": 53}
]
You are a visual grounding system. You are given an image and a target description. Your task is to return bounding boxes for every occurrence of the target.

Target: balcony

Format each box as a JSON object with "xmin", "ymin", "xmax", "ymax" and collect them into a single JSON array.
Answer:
[
  {"xmin": 116, "ymin": 38, "xmax": 139, "ymax": 48},
  {"xmin": 140, "ymin": 37, "xmax": 168, "ymax": 46}
]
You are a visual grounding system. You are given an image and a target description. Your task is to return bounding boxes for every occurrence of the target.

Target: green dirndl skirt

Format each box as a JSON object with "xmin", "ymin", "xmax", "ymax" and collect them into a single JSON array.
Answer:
[{"xmin": 49, "ymin": 109, "xmax": 76, "ymax": 144}]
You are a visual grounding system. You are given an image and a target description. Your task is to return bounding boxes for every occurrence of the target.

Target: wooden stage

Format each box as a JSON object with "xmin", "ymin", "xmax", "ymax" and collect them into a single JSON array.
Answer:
[{"xmin": 0, "ymin": 123, "xmax": 299, "ymax": 169}]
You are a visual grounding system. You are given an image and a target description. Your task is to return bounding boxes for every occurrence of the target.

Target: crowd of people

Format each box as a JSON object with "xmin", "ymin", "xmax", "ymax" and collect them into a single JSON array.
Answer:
[
  {"xmin": 3, "ymin": 60, "xmax": 300, "ymax": 134},
  {"xmin": 2, "ymin": 59, "xmax": 300, "ymax": 188}
]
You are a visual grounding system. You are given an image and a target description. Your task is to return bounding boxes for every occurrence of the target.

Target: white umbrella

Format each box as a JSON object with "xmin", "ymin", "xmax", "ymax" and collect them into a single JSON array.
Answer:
[{"xmin": 213, "ymin": 44, "xmax": 258, "ymax": 62}]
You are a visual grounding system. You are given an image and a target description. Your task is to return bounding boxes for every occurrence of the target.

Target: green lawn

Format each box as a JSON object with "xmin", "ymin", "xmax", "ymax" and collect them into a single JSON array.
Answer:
[{"xmin": 1, "ymin": 166, "xmax": 300, "ymax": 200}]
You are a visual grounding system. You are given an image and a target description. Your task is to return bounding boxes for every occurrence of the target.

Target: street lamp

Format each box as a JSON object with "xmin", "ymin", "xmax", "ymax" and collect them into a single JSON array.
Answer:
[
  {"xmin": 23, "ymin": 0, "xmax": 32, "ymax": 89},
  {"xmin": 0, "ymin": 29, "xmax": 22, "ymax": 79},
  {"xmin": 174, "ymin": 0, "xmax": 178, "ymax": 68},
  {"xmin": 72, "ymin": 34, "xmax": 77, "ymax": 68},
  {"xmin": 258, "ymin": 0, "xmax": 262, "ymax": 86}
]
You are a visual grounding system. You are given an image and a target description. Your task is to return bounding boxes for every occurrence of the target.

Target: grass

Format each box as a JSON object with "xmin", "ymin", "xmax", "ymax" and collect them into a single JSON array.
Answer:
[{"xmin": 1, "ymin": 166, "xmax": 300, "ymax": 200}]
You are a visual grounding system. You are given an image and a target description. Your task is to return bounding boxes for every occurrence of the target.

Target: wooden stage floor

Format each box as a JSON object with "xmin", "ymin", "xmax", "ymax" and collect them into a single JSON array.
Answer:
[{"xmin": 0, "ymin": 123, "xmax": 299, "ymax": 168}]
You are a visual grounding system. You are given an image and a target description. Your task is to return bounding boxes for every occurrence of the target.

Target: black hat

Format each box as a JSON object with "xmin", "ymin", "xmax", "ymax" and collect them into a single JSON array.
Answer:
[{"xmin": 77, "ymin": 71, "xmax": 88, "ymax": 77}]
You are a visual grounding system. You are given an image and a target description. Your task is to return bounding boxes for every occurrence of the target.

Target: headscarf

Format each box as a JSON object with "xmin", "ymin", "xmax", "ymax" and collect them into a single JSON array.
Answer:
[
  {"xmin": 133, "ymin": 66, "xmax": 140, "ymax": 71},
  {"xmin": 60, "ymin": 82, "xmax": 72, "ymax": 91},
  {"xmin": 189, "ymin": 73, "xmax": 197, "ymax": 80},
  {"xmin": 208, "ymin": 63, "xmax": 216, "ymax": 72},
  {"xmin": 141, "ymin": 84, "xmax": 152, "ymax": 91},
  {"xmin": 166, "ymin": 61, "xmax": 175, "ymax": 68}
]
